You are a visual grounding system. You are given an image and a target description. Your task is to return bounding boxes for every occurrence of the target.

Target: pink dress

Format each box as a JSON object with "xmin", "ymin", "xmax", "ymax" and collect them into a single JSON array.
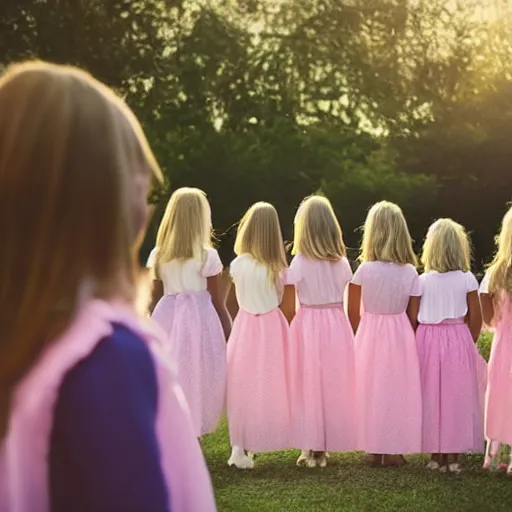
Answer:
[
  {"xmin": 0, "ymin": 300, "xmax": 216, "ymax": 512},
  {"xmin": 227, "ymin": 254, "xmax": 291, "ymax": 452},
  {"xmin": 149, "ymin": 248, "xmax": 227, "ymax": 437},
  {"xmin": 480, "ymin": 272, "xmax": 512, "ymax": 446},
  {"xmin": 416, "ymin": 271, "xmax": 485, "ymax": 453},
  {"xmin": 352, "ymin": 261, "xmax": 422, "ymax": 454},
  {"xmin": 286, "ymin": 255, "xmax": 356, "ymax": 452}
]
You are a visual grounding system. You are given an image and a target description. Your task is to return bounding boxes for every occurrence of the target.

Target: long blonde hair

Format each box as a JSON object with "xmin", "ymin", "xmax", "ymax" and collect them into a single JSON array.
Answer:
[
  {"xmin": 421, "ymin": 218, "xmax": 471, "ymax": 273},
  {"xmin": 0, "ymin": 61, "xmax": 161, "ymax": 438},
  {"xmin": 234, "ymin": 202, "xmax": 287, "ymax": 286},
  {"xmin": 155, "ymin": 187, "xmax": 212, "ymax": 266},
  {"xmin": 488, "ymin": 206, "xmax": 512, "ymax": 294},
  {"xmin": 360, "ymin": 201, "xmax": 417, "ymax": 265},
  {"xmin": 292, "ymin": 195, "xmax": 346, "ymax": 260}
]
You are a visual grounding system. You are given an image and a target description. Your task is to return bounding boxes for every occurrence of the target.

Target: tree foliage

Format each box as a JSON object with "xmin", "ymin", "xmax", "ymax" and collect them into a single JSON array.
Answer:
[{"xmin": 0, "ymin": 0, "xmax": 510, "ymax": 267}]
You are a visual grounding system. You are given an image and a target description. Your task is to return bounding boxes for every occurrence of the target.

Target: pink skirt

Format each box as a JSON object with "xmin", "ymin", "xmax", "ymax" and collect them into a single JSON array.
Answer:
[
  {"xmin": 152, "ymin": 291, "xmax": 227, "ymax": 437},
  {"xmin": 417, "ymin": 320, "xmax": 484, "ymax": 453},
  {"xmin": 486, "ymin": 322, "xmax": 512, "ymax": 445},
  {"xmin": 289, "ymin": 304, "xmax": 356, "ymax": 451},
  {"xmin": 355, "ymin": 312, "xmax": 422, "ymax": 454},
  {"xmin": 227, "ymin": 308, "xmax": 291, "ymax": 452}
]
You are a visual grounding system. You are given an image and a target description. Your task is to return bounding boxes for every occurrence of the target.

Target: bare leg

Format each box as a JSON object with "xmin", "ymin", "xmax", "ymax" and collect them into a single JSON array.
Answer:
[{"xmin": 367, "ymin": 453, "xmax": 382, "ymax": 466}]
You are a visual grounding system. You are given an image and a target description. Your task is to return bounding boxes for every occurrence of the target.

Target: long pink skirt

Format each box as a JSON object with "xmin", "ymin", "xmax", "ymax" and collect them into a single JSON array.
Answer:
[
  {"xmin": 227, "ymin": 308, "xmax": 291, "ymax": 452},
  {"xmin": 486, "ymin": 300, "xmax": 512, "ymax": 445},
  {"xmin": 417, "ymin": 320, "xmax": 484, "ymax": 453},
  {"xmin": 152, "ymin": 291, "xmax": 226, "ymax": 437},
  {"xmin": 355, "ymin": 312, "xmax": 422, "ymax": 454},
  {"xmin": 289, "ymin": 305, "xmax": 356, "ymax": 451}
]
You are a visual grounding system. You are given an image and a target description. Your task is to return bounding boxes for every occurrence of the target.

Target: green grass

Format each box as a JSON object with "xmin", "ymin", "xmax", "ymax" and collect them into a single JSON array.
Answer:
[
  {"xmin": 203, "ymin": 422, "xmax": 512, "ymax": 511},
  {"xmin": 203, "ymin": 334, "xmax": 508, "ymax": 511}
]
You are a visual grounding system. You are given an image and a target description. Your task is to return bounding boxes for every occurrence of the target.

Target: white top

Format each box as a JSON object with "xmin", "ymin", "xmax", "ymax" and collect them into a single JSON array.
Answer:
[
  {"xmin": 285, "ymin": 254, "xmax": 352, "ymax": 306},
  {"xmin": 479, "ymin": 271, "xmax": 491, "ymax": 294},
  {"xmin": 146, "ymin": 247, "xmax": 223, "ymax": 295},
  {"xmin": 351, "ymin": 261, "xmax": 421, "ymax": 315},
  {"xmin": 230, "ymin": 254, "xmax": 282, "ymax": 315},
  {"xmin": 418, "ymin": 271, "xmax": 479, "ymax": 324}
]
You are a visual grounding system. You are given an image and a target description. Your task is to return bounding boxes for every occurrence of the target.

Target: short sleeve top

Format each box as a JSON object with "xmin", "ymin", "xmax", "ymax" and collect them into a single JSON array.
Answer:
[
  {"xmin": 479, "ymin": 271, "xmax": 491, "ymax": 294},
  {"xmin": 147, "ymin": 247, "xmax": 222, "ymax": 295},
  {"xmin": 230, "ymin": 254, "xmax": 282, "ymax": 315},
  {"xmin": 351, "ymin": 261, "xmax": 420, "ymax": 315},
  {"xmin": 418, "ymin": 271, "xmax": 479, "ymax": 324},
  {"xmin": 285, "ymin": 255, "xmax": 352, "ymax": 306}
]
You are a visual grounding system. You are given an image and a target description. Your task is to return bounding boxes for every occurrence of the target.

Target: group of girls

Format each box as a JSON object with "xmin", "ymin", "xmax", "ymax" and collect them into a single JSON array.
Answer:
[{"xmin": 149, "ymin": 188, "xmax": 512, "ymax": 476}]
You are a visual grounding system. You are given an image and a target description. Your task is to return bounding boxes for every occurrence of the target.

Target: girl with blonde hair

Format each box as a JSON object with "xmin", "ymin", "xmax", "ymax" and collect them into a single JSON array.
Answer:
[
  {"xmin": 480, "ymin": 206, "xmax": 512, "ymax": 474},
  {"xmin": 348, "ymin": 201, "xmax": 422, "ymax": 467},
  {"xmin": 416, "ymin": 219, "xmax": 484, "ymax": 474},
  {"xmin": 148, "ymin": 187, "xmax": 230, "ymax": 438},
  {"xmin": 0, "ymin": 62, "xmax": 215, "ymax": 511},
  {"xmin": 227, "ymin": 202, "xmax": 291, "ymax": 469},
  {"xmin": 286, "ymin": 195, "xmax": 356, "ymax": 468}
]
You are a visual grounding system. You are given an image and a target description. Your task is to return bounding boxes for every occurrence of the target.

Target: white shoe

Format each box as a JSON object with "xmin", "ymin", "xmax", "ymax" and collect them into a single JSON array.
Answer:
[
  {"xmin": 305, "ymin": 456, "xmax": 317, "ymax": 468},
  {"xmin": 426, "ymin": 460, "xmax": 440, "ymax": 470},
  {"xmin": 439, "ymin": 465, "xmax": 448, "ymax": 473},
  {"xmin": 448, "ymin": 463, "xmax": 462, "ymax": 475},
  {"xmin": 296, "ymin": 450, "xmax": 310, "ymax": 466},
  {"xmin": 228, "ymin": 447, "xmax": 254, "ymax": 469},
  {"xmin": 317, "ymin": 453, "xmax": 328, "ymax": 468}
]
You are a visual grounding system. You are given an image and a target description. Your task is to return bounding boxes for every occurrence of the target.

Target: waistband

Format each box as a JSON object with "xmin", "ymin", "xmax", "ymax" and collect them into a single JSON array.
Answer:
[
  {"xmin": 164, "ymin": 290, "xmax": 210, "ymax": 298},
  {"xmin": 300, "ymin": 302, "xmax": 343, "ymax": 310},
  {"xmin": 239, "ymin": 306, "xmax": 280, "ymax": 317},
  {"xmin": 420, "ymin": 318, "xmax": 465, "ymax": 327}
]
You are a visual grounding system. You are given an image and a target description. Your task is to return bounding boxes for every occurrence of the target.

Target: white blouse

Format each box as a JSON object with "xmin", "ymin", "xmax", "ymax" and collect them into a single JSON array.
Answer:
[
  {"xmin": 146, "ymin": 247, "xmax": 223, "ymax": 295},
  {"xmin": 418, "ymin": 270, "xmax": 479, "ymax": 324},
  {"xmin": 230, "ymin": 254, "xmax": 282, "ymax": 315},
  {"xmin": 479, "ymin": 271, "xmax": 491, "ymax": 294}
]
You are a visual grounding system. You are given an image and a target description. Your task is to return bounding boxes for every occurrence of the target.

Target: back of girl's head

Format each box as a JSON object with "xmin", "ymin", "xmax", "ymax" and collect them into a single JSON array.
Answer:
[
  {"xmin": 156, "ymin": 187, "xmax": 212, "ymax": 264},
  {"xmin": 421, "ymin": 219, "xmax": 471, "ymax": 273},
  {"xmin": 488, "ymin": 206, "xmax": 512, "ymax": 294},
  {"xmin": 0, "ymin": 61, "xmax": 160, "ymax": 436},
  {"xmin": 292, "ymin": 195, "xmax": 346, "ymax": 260},
  {"xmin": 234, "ymin": 202, "xmax": 287, "ymax": 274},
  {"xmin": 360, "ymin": 201, "xmax": 417, "ymax": 266}
]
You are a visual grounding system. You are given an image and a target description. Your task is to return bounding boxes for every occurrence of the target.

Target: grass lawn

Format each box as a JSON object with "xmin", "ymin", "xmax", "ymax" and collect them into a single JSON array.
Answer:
[{"xmin": 203, "ymin": 421, "xmax": 512, "ymax": 512}]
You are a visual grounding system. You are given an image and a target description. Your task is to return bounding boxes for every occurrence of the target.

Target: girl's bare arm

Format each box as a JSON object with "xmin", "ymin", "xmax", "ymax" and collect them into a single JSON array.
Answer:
[
  {"xmin": 407, "ymin": 296, "xmax": 420, "ymax": 331},
  {"xmin": 466, "ymin": 291, "xmax": 483, "ymax": 341},
  {"xmin": 479, "ymin": 292, "xmax": 495, "ymax": 329},
  {"xmin": 207, "ymin": 274, "xmax": 232, "ymax": 340},
  {"xmin": 348, "ymin": 283, "xmax": 361, "ymax": 334}
]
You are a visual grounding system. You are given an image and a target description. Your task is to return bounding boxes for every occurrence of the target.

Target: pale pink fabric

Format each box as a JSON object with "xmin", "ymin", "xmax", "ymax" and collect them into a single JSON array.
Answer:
[
  {"xmin": 0, "ymin": 300, "xmax": 216, "ymax": 512},
  {"xmin": 286, "ymin": 256, "xmax": 356, "ymax": 451},
  {"xmin": 152, "ymin": 291, "xmax": 226, "ymax": 437},
  {"xmin": 227, "ymin": 307, "xmax": 291, "ymax": 452},
  {"xmin": 418, "ymin": 271, "xmax": 479, "ymax": 324},
  {"xmin": 289, "ymin": 305, "xmax": 357, "ymax": 452},
  {"xmin": 151, "ymin": 247, "xmax": 227, "ymax": 437},
  {"xmin": 352, "ymin": 262, "xmax": 421, "ymax": 313},
  {"xmin": 417, "ymin": 320, "xmax": 484, "ymax": 453},
  {"xmin": 285, "ymin": 255, "xmax": 352, "ymax": 306},
  {"xmin": 352, "ymin": 262, "xmax": 422, "ymax": 454},
  {"xmin": 481, "ymin": 291, "xmax": 512, "ymax": 446}
]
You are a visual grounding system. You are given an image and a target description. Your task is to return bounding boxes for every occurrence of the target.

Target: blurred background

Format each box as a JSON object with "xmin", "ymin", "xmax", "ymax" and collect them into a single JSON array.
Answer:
[{"xmin": 2, "ymin": 0, "xmax": 512, "ymax": 268}]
